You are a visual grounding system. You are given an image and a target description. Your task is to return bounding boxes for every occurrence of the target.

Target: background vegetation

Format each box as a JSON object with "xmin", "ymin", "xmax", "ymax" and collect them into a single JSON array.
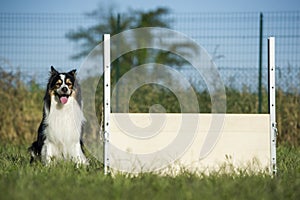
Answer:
[{"xmin": 0, "ymin": 67, "xmax": 298, "ymax": 146}]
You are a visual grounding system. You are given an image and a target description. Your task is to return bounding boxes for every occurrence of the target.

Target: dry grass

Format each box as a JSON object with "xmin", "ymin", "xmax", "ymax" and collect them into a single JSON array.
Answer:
[
  {"xmin": 0, "ymin": 67, "xmax": 299, "ymax": 146},
  {"xmin": 277, "ymin": 89, "xmax": 300, "ymax": 146},
  {"xmin": 0, "ymin": 68, "xmax": 43, "ymax": 143}
]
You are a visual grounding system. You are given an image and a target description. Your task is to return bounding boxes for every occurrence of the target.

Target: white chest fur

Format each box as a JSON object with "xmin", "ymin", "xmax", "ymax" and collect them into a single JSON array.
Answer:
[{"xmin": 44, "ymin": 96, "xmax": 85, "ymax": 158}]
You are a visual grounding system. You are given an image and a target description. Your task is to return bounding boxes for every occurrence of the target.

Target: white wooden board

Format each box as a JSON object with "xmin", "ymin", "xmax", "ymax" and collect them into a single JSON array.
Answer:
[{"xmin": 109, "ymin": 113, "xmax": 270, "ymax": 174}]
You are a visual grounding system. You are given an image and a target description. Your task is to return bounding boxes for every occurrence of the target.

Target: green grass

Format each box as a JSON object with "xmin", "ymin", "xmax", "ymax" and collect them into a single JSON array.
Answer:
[{"xmin": 0, "ymin": 144, "xmax": 299, "ymax": 200}]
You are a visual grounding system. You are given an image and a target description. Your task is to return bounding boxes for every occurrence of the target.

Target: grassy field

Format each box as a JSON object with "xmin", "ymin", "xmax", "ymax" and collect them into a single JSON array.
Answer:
[{"xmin": 0, "ymin": 144, "xmax": 299, "ymax": 200}]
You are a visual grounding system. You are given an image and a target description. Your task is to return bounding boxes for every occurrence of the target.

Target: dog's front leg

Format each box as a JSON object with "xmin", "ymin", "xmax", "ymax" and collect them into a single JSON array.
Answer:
[
  {"xmin": 70, "ymin": 143, "xmax": 89, "ymax": 166},
  {"xmin": 41, "ymin": 141, "xmax": 58, "ymax": 165}
]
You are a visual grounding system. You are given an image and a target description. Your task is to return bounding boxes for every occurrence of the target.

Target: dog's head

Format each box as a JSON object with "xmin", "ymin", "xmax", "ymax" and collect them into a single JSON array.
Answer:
[{"xmin": 47, "ymin": 66, "xmax": 78, "ymax": 105}]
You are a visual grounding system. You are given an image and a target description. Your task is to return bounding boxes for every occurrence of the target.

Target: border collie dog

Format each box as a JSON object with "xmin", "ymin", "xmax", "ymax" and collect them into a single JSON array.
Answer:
[{"xmin": 29, "ymin": 66, "xmax": 88, "ymax": 165}]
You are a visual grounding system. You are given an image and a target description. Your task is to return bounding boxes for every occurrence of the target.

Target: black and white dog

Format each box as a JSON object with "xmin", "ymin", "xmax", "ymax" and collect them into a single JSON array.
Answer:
[{"xmin": 29, "ymin": 66, "xmax": 88, "ymax": 165}]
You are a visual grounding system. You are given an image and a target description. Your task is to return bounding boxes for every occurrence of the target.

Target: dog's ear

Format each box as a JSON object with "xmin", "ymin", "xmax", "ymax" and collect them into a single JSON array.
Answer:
[
  {"xmin": 50, "ymin": 66, "xmax": 59, "ymax": 75},
  {"xmin": 68, "ymin": 69, "xmax": 77, "ymax": 77}
]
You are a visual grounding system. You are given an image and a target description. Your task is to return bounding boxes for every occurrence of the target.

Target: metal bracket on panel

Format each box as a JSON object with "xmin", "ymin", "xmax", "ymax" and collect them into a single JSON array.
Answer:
[
  {"xmin": 272, "ymin": 122, "xmax": 278, "ymax": 136},
  {"xmin": 271, "ymin": 122, "xmax": 277, "ymax": 175},
  {"xmin": 103, "ymin": 130, "xmax": 110, "ymax": 167}
]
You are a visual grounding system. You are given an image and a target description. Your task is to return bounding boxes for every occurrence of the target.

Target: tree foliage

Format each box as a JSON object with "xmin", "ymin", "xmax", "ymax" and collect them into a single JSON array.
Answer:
[
  {"xmin": 66, "ymin": 7, "xmax": 196, "ymax": 73},
  {"xmin": 66, "ymin": 7, "xmax": 171, "ymax": 60}
]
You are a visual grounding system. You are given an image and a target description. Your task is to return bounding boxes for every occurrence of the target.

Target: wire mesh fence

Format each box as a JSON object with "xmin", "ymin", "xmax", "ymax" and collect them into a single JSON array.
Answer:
[
  {"xmin": 169, "ymin": 12, "xmax": 300, "ymax": 92},
  {"xmin": 0, "ymin": 11, "xmax": 299, "ymax": 91}
]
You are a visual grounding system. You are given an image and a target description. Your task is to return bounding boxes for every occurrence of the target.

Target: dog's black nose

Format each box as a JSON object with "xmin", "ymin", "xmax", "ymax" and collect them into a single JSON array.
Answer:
[{"xmin": 61, "ymin": 86, "xmax": 68, "ymax": 93}]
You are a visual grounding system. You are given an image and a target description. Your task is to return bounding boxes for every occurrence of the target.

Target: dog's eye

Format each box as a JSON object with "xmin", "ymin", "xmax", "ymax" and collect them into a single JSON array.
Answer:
[
  {"xmin": 65, "ymin": 79, "xmax": 73, "ymax": 86},
  {"xmin": 55, "ymin": 83, "xmax": 61, "ymax": 87}
]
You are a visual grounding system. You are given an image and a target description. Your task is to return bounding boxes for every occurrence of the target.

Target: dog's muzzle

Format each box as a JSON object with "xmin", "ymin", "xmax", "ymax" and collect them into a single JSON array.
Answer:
[{"xmin": 58, "ymin": 87, "xmax": 71, "ymax": 104}]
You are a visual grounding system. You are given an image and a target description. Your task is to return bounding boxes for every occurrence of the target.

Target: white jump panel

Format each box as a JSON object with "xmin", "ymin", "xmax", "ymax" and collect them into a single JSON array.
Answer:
[{"xmin": 109, "ymin": 113, "xmax": 270, "ymax": 173}]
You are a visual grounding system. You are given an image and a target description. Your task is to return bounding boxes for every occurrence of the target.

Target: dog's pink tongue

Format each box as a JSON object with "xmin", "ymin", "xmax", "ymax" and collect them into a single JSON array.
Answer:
[{"xmin": 60, "ymin": 96, "xmax": 68, "ymax": 104}]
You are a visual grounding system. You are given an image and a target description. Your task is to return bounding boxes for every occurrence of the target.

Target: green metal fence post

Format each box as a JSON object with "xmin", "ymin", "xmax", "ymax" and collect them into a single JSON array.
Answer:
[
  {"xmin": 258, "ymin": 13, "xmax": 263, "ymax": 113},
  {"xmin": 115, "ymin": 13, "xmax": 120, "ymax": 112}
]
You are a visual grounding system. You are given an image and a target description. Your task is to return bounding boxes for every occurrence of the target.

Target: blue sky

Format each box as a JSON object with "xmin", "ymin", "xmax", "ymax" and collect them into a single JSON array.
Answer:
[{"xmin": 0, "ymin": 0, "xmax": 299, "ymax": 13}]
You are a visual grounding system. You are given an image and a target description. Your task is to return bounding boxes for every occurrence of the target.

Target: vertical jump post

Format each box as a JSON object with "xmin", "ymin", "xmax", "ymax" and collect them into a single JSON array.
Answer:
[
  {"xmin": 103, "ymin": 34, "xmax": 110, "ymax": 175},
  {"xmin": 268, "ymin": 37, "xmax": 277, "ymax": 175}
]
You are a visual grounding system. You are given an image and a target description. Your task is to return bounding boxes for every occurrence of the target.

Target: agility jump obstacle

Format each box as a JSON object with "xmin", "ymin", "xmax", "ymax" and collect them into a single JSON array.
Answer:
[{"xmin": 102, "ymin": 34, "xmax": 277, "ymax": 175}]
